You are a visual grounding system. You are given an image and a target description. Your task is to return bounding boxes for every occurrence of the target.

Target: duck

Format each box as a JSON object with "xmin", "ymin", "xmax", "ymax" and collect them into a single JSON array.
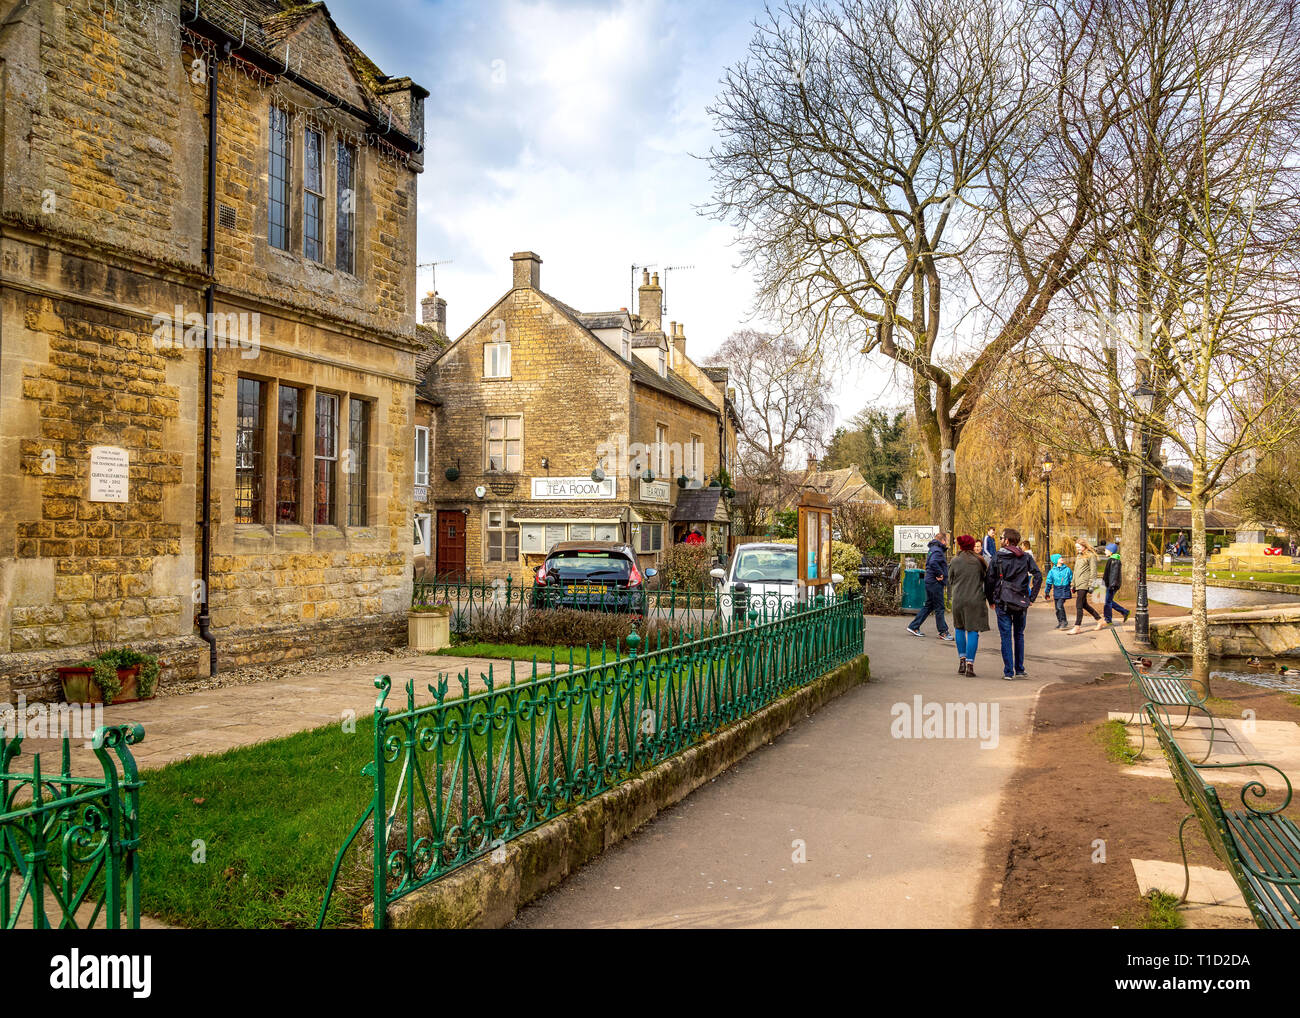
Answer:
[
  {"xmin": 1246, "ymin": 656, "xmax": 1264, "ymax": 668},
  {"xmin": 1278, "ymin": 663, "xmax": 1292, "ymax": 675},
  {"xmin": 1138, "ymin": 657, "xmax": 1154, "ymax": 672}
]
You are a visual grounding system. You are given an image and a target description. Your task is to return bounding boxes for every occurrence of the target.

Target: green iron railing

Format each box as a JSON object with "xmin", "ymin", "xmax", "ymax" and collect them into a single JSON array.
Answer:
[
  {"xmin": 1, "ymin": 723, "xmax": 144, "ymax": 929},
  {"xmin": 318, "ymin": 594, "xmax": 863, "ymax": 927},
  {"xmin": 413, "ymin": 575, "xmax": 829, "ymax": 634}
]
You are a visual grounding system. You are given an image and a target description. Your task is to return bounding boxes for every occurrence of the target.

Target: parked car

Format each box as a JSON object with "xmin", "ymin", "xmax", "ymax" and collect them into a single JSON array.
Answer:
[
  {"xmin": 531, "ymin": 541, "xmax": 656, "ymax": 613},
  {"xmin": 710, "ymin": 542, "xmax": 843, "ymax": 622}
]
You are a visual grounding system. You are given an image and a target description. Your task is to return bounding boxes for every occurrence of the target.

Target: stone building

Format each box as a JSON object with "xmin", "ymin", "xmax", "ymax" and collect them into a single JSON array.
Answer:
[
  {"xmin": 0, "ymin": 0, "xmax": 426, "ymax": 698},
  {"xmin": 420, "ymin": 253, "xmax": 739, "ymax": 583}
]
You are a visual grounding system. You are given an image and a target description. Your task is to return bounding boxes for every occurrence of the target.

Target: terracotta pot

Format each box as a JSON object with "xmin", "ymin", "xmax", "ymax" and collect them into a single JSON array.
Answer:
[{"xmin": 57, "ymin": 664, "xmax": 152, "ymax": 706}]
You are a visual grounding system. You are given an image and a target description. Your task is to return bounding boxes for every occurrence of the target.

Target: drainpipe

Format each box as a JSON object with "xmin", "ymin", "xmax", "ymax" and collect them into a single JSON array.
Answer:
[{"xmin": 196, "ymin": 43, "xmax": 224, "ymax": 677}]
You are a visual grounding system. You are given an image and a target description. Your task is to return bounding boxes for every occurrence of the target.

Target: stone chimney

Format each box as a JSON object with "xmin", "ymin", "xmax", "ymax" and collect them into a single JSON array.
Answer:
[
  {"xmin": 420, "ymin": 291, "xmax": 447, "ymax": 334},
  {"xmin": 671, "ymin": 321, "xmax": 687, "ymax": 364},
  {"xmin": 511, "ymin": 251, "xmax": 542, "ymax": 289},
  {"xmin": 807, "ymin": 454, "xmax": 819, "ymax": 473},
  {"xmin": 638, "ymin": 269, "xmax": 662, "ymax": 330}
]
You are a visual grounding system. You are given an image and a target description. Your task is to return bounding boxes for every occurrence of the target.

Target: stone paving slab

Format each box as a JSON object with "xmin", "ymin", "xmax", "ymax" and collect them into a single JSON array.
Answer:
[
  {"xmin": 10, "ymin": 652, "xmax": 569, "ymax": 776},
  {"xmin": 1131, "ymin": 858, "xmax": 1253, "ymax": 928},
  {"xmin": 1109, "ymin": 712, "xmax": 1300, "ymax": 782}
]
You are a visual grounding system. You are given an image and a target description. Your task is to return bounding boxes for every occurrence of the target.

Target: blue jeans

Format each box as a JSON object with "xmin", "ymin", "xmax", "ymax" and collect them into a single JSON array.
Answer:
[
  {"xmin": 1103, "ymin": 588, "xmax": 1129, "ymax": 623},
  {"xmin": 909, "ymin": 582, "xmax": 949, "ymax": 636},
  {"xmin": 996, "ymin": 605, "xmax": 1027, "ymax": 676},
  {"xmin": 955, "ymin": 629, "xmax": 980, "ymax": 661},
  {"xmin": 1053, "ymin": 596, "xmax": 1069, "ymax": 626}
]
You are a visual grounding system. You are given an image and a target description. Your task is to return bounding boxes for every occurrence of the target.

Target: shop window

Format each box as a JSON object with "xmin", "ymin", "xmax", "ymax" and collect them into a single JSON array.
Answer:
[
  {"xmin": 486, "ymin": 509, "xmax": 519, "ymax": 562},
  {"xmin": 638, "ymin": 523, "xmax": 663, "ymax": 553}
]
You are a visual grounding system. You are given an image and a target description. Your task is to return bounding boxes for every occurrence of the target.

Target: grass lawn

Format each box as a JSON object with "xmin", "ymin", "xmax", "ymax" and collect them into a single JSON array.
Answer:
[
  {"xmin": 140, "ymin": 717, "xmax": 376, "ymax": 929},
  {"xmin": 1148, "ymin": 568, "xmax": 1300, "ymax": 585},
  {"xmin": 440, "ymin": 641, "xmax": 590, "ymax": 663},
  {"xmin": 138, "ymin": 651, "xmax": 746, "ymax": 928}
]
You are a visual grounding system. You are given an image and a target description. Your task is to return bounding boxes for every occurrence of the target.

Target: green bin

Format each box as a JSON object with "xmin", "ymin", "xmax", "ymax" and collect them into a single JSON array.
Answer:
[{"xmin": 901, "ymin": 568, "xmax": 926, "ymax": 611}]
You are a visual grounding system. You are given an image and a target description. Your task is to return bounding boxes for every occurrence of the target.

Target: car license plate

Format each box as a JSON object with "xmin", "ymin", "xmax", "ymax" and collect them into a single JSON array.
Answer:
[{"xmin": 568, "ymin": 584, "xmax": 605, "ymax": 597}]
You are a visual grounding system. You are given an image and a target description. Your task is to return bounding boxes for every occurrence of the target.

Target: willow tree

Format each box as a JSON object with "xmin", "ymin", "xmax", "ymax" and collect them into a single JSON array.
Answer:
[{"xmin": 706, "ymin": 0, "xmax": 1126, "ymax": 535}]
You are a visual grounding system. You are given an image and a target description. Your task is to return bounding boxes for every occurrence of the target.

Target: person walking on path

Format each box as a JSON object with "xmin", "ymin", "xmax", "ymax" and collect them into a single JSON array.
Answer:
[
  {"xmin": 1067, "ymin": 540, "xmax": 1102, "ymax": 634},
  {"xmin": 906, "ymin": 533, "xmax": 954, "ymax": 641},
  {"xmin": 949, "ymin": 534, "xmax": 990, "ymax": 676},
  {"xmin": 1044, "ymin": 553, "xmax": 1074, "ymax": 630},
  {"xmin": 985, "ymin": 528, "xmax": 1043, "ymax": 680},
  {"xmin": 1102, "ymin": 542, "xmax": 1130, "ymax": 625},
  {"xmin": 983, "ymin": 527, "xmax": 997, "ymax": 562}
]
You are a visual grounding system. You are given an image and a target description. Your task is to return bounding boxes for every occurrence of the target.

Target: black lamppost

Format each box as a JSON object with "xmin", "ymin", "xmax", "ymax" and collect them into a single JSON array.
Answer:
[
  {"xmin": 1042, "ymin": 453, "xmax": 1053, "ymax": 556},
  {"xmin": 1134, "ymin": 383, "xmax": 1156, "ymax": 645}
]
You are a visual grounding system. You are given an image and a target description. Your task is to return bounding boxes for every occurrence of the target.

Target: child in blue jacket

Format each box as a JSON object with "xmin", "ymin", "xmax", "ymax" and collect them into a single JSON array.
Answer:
[{"xmin": 1044, "ymin": 553, "xmax": 1074, "ymax": 630}]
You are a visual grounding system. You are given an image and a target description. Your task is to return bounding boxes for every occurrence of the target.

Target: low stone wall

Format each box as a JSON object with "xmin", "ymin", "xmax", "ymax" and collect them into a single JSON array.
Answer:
[
  {"xmin": 0, "ymin": 611, "xmax": 408, "ymax": 701},
  {"xmin": 1150, "ymin": 574, "xmax": 1300, "ymax": 596},
  {"xmin": 368, "ymin": 652, "xmax": 872, "ymax": 929},
  {"xmin": 1151, "ymin": 605, "xmax": 1300, "ymax": 659}
]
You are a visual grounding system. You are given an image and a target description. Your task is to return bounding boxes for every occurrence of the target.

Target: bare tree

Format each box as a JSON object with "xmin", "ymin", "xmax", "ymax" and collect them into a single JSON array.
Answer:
[
  {"xmin": 1020, "ymin": 0, "xmax": 1300, "ymax": 680},
  {"xmin": 706, "ymin": 0, "xmax": 1126, "ymax": 536},
  {"xmin": 706, "ymin": 329, "xmax": 836, "ymax": 523}
]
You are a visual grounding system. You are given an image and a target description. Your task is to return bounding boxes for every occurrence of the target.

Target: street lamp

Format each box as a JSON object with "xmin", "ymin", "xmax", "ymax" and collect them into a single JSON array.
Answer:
[
  {"xmin": 1133, "ymin": 383, "xmax": 1156, "ymax": 645},
  {"xmin": 1041, "ymin": 453, "xmax": 1053, "ymax": 557}
]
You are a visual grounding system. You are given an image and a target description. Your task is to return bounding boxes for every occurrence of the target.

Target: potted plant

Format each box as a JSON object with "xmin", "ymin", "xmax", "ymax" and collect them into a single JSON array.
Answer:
[
  {"xmin": 59, "ymin": 647, "xmax": 161, "ymax": 706},
  {"xmin": 409, "ymin": 599, "xmax": 451, "ymax": 652}
]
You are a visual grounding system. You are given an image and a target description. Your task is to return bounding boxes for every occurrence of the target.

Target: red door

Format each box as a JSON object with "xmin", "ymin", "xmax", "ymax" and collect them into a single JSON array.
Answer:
[{"xmin": 436, "ymin": 511, "xmax": 467, "ymax": 580}]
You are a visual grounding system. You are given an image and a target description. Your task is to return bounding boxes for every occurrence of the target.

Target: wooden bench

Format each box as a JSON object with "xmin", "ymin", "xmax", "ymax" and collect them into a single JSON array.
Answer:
[
  {"xmin": 1144, "ymin": 704, "xmax": 1300, "ymax": 928},
  {"xmin": 1112, "ymin": 628, "xmax": 1214, "ymax": 762}
]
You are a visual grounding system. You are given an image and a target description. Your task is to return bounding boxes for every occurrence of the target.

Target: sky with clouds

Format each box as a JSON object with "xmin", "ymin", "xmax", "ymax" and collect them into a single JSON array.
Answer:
[{"xmin": 324, "ymin": 0, "xmax": 902, "ymax": 430}]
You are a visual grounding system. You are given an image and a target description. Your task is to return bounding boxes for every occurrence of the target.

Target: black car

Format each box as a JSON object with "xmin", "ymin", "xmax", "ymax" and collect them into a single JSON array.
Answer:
[{"xmin": 531, "ymin": 541, "xmax": 657, "ymax": 613}]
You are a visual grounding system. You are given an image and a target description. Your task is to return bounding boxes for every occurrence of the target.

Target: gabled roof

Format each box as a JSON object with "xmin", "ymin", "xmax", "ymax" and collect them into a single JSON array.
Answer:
[{"xmin": 421, "ymin": 287, "xmax": 723, "ymax": 418}]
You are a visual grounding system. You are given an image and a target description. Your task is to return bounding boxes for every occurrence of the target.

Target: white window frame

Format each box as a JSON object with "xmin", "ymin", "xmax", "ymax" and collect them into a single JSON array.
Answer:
[
  {"xmin": 484, "ymin": 341, "xmax": 511, "ymax": 378},
  {"xmin": 485, "ymin": 415, "xmax": 522, "ymax": 473},
  {"xmin": 621, "ymin": 331, "xmax": 631, "ymax": 360},
  {"xmin": 654, "ymin": 424, "xmax": 667, "ymax": 477},
  {"xmin": 413, "ymin": 513, "xmax": 432, "ymax": 555},
  {"xmin": 692, "ymin": 435, "xmax": 704, "ymax": 481},
  {"xmin": 414, "ymin": 425, "xmax": 429, "ymax": 487},
  {"xmin": 485, "ymin": 508, "xmax": 518, "ymax": 562},
  {"xmin": 657, "ymin": 348, "xmax": 666, "ymax": 376}
]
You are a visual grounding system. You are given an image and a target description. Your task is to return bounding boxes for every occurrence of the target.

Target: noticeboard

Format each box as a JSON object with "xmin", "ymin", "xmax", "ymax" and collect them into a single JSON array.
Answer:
[{"xmin": 796, "ymin": 491, "xmax": 833, "ymax": 586}]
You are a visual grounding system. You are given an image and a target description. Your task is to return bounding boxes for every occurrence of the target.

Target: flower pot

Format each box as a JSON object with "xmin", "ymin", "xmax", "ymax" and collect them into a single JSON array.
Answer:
[
  {"xmin": 408, "ymin": 610, "xmax": 450, "ymax": 652},
  {"xmin": 58, "ymin": 664, "xmax": 153, "ymax": 706}
]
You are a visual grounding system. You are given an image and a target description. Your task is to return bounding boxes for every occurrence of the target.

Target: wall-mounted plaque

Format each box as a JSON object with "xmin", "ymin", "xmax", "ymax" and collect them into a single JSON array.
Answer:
[{"xmin": 88, "ymin": 446, "xmax": 129, "ymax": 503}]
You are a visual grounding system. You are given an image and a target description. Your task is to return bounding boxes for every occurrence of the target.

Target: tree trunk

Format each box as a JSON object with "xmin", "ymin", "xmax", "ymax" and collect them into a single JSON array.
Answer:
[
  {"xmin": 1119, "ymin": 464, "xmax": 1142, "ymax": 595},
  {"xmin": 928, "ymin": 458, "xmax": 956, "ymax": 538},
  {"xmin": 1190, "ymin": 478, "xmax": 1210, "ymax": 690}
]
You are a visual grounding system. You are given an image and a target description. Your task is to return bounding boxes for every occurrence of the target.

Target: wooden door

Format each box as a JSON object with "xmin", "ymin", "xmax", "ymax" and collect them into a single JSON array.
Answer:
[{"xmin": 436, "ymin": 510, "xmax": 467, "ymax": 580}]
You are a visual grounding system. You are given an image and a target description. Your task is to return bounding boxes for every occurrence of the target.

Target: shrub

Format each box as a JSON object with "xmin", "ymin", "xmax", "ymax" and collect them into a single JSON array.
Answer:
[
  {"xmin": 771, "ymin": 538, "xmax": 865, "ymax": 594},
  {"xmin": 463, "ymin": 606, "xmax": 697, "ymax": 652},
  {"xmin": 653, "ymin": 543, "xmax": 718, "ymax": 590}
]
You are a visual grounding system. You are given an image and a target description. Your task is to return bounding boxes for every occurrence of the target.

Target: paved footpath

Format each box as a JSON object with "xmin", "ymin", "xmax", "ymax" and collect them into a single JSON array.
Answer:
[
  {"xmin": 512, "ymin": 602, "xmax": 1127, "ymax": 929},
  {"xmin": 17, "ymin": 651, "xmax": 561, "ymax": 774}
]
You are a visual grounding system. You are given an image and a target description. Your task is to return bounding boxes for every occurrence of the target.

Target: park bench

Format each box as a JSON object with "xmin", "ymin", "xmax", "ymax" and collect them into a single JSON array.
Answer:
[
  {"xmin": 1112, "ymin": 628, "xmax": 1214, "ymax": 762},
  {"xmin": 1144, "ymin": 703, "xmax": 1300, "ymax": 929}
]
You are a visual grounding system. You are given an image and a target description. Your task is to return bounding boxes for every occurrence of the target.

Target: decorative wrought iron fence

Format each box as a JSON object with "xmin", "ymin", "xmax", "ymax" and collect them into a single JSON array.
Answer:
[
  {"xmin": 413, "ymin": 575, "xmax": 841, "ymax": 635},
  {"xmin": 1, "ymin": 723, "xmax": 145, "ymax": 929},
  {"xmin": 318, "ymin": 595, "xmax": 863, "ymax": 927}
]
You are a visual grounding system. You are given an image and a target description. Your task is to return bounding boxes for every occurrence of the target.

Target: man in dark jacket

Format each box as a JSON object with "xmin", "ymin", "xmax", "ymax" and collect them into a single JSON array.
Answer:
[
  {"xmin": 985, "ymin": 528, "xmax": 1043, "ymax": 680},
  {"xmin": 983, "ymin": 527, "xmax": 997, "ymax": 561},
  {"xmin": 906, "ymin": 533, "xmax": 953, "ymax": 641}
]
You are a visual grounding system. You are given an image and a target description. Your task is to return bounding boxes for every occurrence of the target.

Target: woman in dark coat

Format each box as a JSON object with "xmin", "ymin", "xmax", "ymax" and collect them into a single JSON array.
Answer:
[{"xmin": 949, "ymin": 534, "xmax": 990, "ymax": 676}]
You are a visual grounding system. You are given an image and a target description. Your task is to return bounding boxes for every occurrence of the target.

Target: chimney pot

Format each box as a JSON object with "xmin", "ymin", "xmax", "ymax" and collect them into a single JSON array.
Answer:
[
  {"xmin": 638, "ymin": 269, "xmax": 663, "ymax": 331},
  {"xmin": 807, "ymin": 455, "xmax": 819, "ymax": 472},
  {"xmin": 511, "ymin": 251, "xmax": 542, "ymax": 289}
]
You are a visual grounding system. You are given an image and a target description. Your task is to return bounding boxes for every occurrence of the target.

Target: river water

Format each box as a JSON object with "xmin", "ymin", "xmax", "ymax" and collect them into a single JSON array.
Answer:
[{"xmin": 1146, "ymin": 580, "xmax": 1300, "ymax": 610}]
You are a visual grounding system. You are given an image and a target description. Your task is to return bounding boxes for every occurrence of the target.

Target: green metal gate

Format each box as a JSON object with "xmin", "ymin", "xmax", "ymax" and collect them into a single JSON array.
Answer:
[{"xmin": 1, "ymin": 723, "xmax": 145, "ymax": 929}]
